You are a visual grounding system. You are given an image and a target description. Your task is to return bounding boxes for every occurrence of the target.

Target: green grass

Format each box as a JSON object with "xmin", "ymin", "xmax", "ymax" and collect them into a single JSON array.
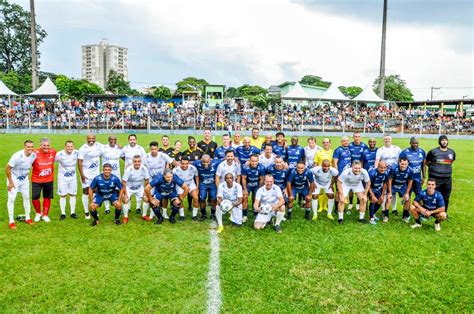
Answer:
[{"xmin": 0, "ymin": 133, "xmax": 472, "ymax": 312}]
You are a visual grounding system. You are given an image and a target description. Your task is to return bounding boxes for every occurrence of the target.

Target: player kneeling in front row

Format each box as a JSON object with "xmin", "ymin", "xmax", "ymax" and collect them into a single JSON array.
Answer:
[
  {"xmin": 216, "ymin": 172, "xmax": 243, "ymax": 234},
  {"xmin": 367, "ymin": 161, "xmax": 390, "ymax": 224},
  {"xmin": 122, "ymin": 155, "xmax": 150, "ymax": 224},
  {"xmin": 336, "ymin": 161, "xmax": 370, "ymax": 224},
  {"xmin": 410, "ymin": 178, "xmax": 447, "ymax": 231},
  {"xmin": 310, "ymin": 159, "xmax": 338, "ymax": 221},
  {"xmin": 253, "ymin": 174, "xmax": 286, "ymax": 233},
  {"xmin": 88, "ymin": 163, "xmax": 124, "ymax": 226},
  {"xmin": 287, "ymin": 161, "xmax": 315, "ymax": 220},
  {"xmin": 145, "ymin": 169, "xmax": 189, "ymax": 224}
]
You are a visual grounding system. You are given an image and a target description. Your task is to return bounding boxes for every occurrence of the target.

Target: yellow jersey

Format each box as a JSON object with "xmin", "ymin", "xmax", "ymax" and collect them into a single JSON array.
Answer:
[
  {"xmin": 314, "ymin": 149, "xmax": 333, "ymax": 166},
  {"xmin": 250, "ymin": 137, "xmax": 265, "ymax": 150}
]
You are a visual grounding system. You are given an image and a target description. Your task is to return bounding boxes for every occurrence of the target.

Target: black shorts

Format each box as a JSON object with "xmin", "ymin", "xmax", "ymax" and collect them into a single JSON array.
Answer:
[{"xmin": 32, "ymin": 181, "xmax": 54, "ymax": 200}]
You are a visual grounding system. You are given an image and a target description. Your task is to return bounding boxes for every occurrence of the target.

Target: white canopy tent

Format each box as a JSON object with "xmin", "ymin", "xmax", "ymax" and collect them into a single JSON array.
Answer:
[
  {"xmin": 353, "ymin": 85, "xmax": 386, "ymax": 103},
  {"xmin": 0, "ymin": 80, "xmax": 17, "ymax": 96},
  {"xmin": 282, "ymin": 81, "xmax": 311, "ymax": 99},
  {"xmin": 318, "ymin": 83, "xmax": 349, "ymax": 101},
  {"xmin": 27, "ymin": 77, "xmax": 59, "ymax": 98}
]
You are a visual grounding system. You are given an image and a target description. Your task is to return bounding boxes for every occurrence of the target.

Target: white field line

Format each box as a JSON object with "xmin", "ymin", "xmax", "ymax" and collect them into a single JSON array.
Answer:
[{"xmin": 207, "ymin": 222, "xmax": 222, "ymax": 314}]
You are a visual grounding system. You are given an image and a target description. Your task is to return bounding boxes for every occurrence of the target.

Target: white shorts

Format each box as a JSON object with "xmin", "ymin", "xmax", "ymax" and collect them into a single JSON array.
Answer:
[
  {"xmin": 341, "ymin": 182, "xmax": 364, "ymax": 198},
  {"xmin": 81, "ymin": 176, "xmax": 95, "ymax": 189},
  {"xmin": 176, "ymin": 182, "xmax": 197, "ymax": 195},
  {"xmin": 220, "ymin": 204, "xmax": 243, "ymax": 225},
  {"xmin": 7, "ymin": 178, "xmax": 30, "ymax": 198},
  {"xmin": 313, "ymin": 185, "xmax": 334, "ymax": 195},
  {"xmin": 255, "ymin": 211, "xmax": 276, "ymax": 224},
  {"xmin": 126, "ymin": 186, "xmax": 144, "ymax": 200},
  {"xmin": 58, "ymin": 177, "xmax": 78, "ymax": 196}
]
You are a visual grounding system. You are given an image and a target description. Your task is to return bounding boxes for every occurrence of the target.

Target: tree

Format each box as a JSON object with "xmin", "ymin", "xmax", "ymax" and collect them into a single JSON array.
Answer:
[
  {"xmin": 234, "ymin": 84, "xmax": 267, "ymax": 98},
  {"xmin": 106, "ymin": 70, "xmax": 131, "ymax": 95},
  {"xmin": 153, "ymin": 85, "xmax": 171, "ymax": 100},
  {"xmin": 373, "ymin": 74, "xmax": 414, "ymax": 102},
  {"xmin": 338, "ymin": 86, "xmax": 363, "ymax": 99},
  {"xmin": 299, "ymin": 75, "xmax": 331, "ymax": 88},
  {"xmin": 55, "ymin": 74, "xmax": 103, "ymax": 99},
  {"xmin": 175, "ymin": 77, "xmax": 208, "ymax": 95},
  {"xmin": 0, "ymin": 70, "xmax": 31, "ymax": 94},
  {"xmin": 0, "ymin": 0, "xmax": 47, "ymax": 73},
  {"xmin": 248, "ymin": 94, "xmax": 268, "ymax": 110},
  {"xmin": 226, "ymin": 86, "xmax": 237, "ymax": 98}
]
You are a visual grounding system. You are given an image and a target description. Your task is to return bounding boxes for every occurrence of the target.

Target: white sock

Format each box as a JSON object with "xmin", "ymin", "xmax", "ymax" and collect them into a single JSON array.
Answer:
[
  {"xmin": 348, "ymin": 204, "xmax": 353, "ymax": 210},
  {"xmin": 162, "ymin": 208, "xmax": 169, "ymax": 219},
  {"xmin": 338, "ymin": 211, "xmax": 344, "ymax": 219},
  {"xmin": 135, "ymin": 196, "xmax": 142, "ymax": 211},
  {"xmin": 123, "ymin": 202, "xmax": 130, "ymax": 218},
  {"xmin": 328, "ymin": 199, "xmax": 335, "ymax": 215},
  {"xmin": 216, "ymin": 205, "xmax": 223, "ymax": 227},
  {"xmin": 311, "ymin": 199, "xmax": 318, "ymax": 215},
  {"xmin": 7, "ymin": 194, "xmax": 16, "ymax": 223},
  {"xmin": 192, "ymin": 207, "xmax": 199, "ymax": 217},
  {"xmin": 60, "ymin": 197, "xmax": 67, "ymax": 215},
  {"xmin": 275, "ymin": 211, "xmax": 284, "ymax": 226},
  {"xmin": 82, "ymin": 195, "xmax": 89, "ymax": 213},
  {"xmin": 23, "ymin": 196, "xmax": 31, "ymax": 220},
  {"xmin": 104, "ymin": 200, "xmax": 110, "ymax": 211},
  {"xmin": 391, "ymin": 194, "xmax": 397, "ymax": 211},
  {"xmin": 179, "ymin": 207, "xmax": 185, "ymax": 217},
  {"xmin": 359, "ymin": 212, "xmax": 365, "ymax": 219},
  {"xmin": 70, "ymin": 196, "xmax": 76, "ymax": 214},
  {"xmin": 356, "ymin": 204, "xmax": 360, "ymax": 210},
  {"xmin": 142, "ymin": 202, "xmax": 149, "ymax": 216},
  {"xmin": 149, "ymin": 210, "xmax": 155, "ymax": 219}
]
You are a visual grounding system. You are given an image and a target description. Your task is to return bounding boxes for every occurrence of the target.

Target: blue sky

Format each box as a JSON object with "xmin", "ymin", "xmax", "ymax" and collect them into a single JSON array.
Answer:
[{"xmin": 14, "ymin": 0, "xmax": 473, "ymax": 100}]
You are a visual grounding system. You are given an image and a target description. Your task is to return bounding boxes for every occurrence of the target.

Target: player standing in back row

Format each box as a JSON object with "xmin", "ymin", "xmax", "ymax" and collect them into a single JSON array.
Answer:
[{"xmin": 55, "ymin": 140, "xmax": 79, "ymax": 220}]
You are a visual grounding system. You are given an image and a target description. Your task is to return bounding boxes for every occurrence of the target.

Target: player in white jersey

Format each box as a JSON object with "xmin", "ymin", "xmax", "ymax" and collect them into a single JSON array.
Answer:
[
  {"xmin": 253, "ymin": 174, "xmax": 286, "ymax": 233},
  {"xmin": 78, "ymin": 134, "xmax": 103, "ymax": 219},
  {"xmin": 122, "ymin": 155, "xmax": 150, "ymax": 223},
  {"xmin": 216, "ymin": 172, "xmax": 243, "ymax": 234},
  {"xmin": 259, "ymin": 143, "xmax": 276, "ymax": 168},
  {"xmin": 336, "ymin": 161, "xmax": 370, "ymax": 224},
  {"xmin": 304, "ymin": 136, "xmax": 322, "ymax": 168},
  {"xmin": 121, "ymin": 134, "xmax": 146, "ymax": 168},
  {"xmin": 144, "ymin": 141, "xmax": 176, "ymax": 179},
  {"xmin": 101, "ymin": 136, "xmax": 123, "ymax": 214},
  {"xmin": 374, "ymin": 134, "xmax": 401, "ymax": 214},
  {"xmin": 310, "ymin": 159, "xmax": 338, "ymax": 220},
  {"xmin": 173, "ymin": 156, "xmax": 199, "ymax": 221},
  {"xmin": 5, "ymin": 140, "xmax": 37, "ymax": 229},
  {"xmin": 215, "ymin": 150, "xmax": 241, "ymax": 186},
  {"xmin": 55, "ymin": 140, "xmax": 79, "ymax": 220}
]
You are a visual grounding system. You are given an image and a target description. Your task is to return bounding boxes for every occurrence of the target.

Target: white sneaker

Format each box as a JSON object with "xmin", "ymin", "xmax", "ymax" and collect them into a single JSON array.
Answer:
[
  {"xmin": 85, "ymin": 212, "xmax": 91, "ymax": 220},
  {"xmin": 242, "ymin": 216, "xmax": 248, "ymax": 223},
  {"xmin": 383, "ymin": 216, "xmax": 389, "ymax": 223},
  {"xmin": 42, "ymin": 216, "xmax": 51, "ymax": 222},
  {"xmin": 348, "ymin": 204, "xmax": 353, "ymax": 210},
  {"xmin": 402, "ymin": 217, "xmax": 410, "ymax": 223},
  {"xmin": 434, "ymin": 223, "xmax": 441, "ymax": 232},
  {"xmin": 34, "ymin": 214, "xmax": 42, "ymax": 222},
  {"xmin": 411, "ymin": 223, "xmax": 422, "ymax": 229},
  {"xmin": 162, "ymin": 212, "xmax": 169, "ymax": 219},
  {"xmin": 356, "ymin": 204, "xmax": 360, "ymax": 210}
]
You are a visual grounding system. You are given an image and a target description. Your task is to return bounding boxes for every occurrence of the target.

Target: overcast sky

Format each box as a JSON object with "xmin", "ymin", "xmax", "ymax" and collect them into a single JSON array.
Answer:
[{"xmin": 14, "ymin": 0, "xmax": 473, "ymax": 100}]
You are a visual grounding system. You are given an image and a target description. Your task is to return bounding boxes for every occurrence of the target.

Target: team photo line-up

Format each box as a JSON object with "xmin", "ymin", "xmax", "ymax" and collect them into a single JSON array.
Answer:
[{"xmin": 6, "ymin": 128, "xmax": 455, "ymax": 233}]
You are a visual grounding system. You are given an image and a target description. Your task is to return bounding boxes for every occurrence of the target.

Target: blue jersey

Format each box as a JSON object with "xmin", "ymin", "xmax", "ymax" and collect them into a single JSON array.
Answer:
[
  {"xmin": 266, "ymin": 165, "xmax": 288, "ymax": 190},
  {"xmin": 236, "ymin": 146, "xmax": 261, "ymax": 164},
  {"xmin": 333, "ymin": 146, "xmax": 352, "ymax": 173},
  {"xmin": 90, "ymin": 174, "xmax": 122, "ymax": 198},
  {"xmin": 242, "ymin": 164, "xmax": 266, "ymax": 189},
  {"xmin": 150, "ymin": 174, "xmax": 184, "ymax": 197},
  {"xmin": 390, "ymin": 165, "xmax": 414, "ymax": 192},
  {"xmin": 362, "ymin": 148, "xmax": 378, "ymax": 171},
  {"xmin": 349, "ymin": 142, "xmax": 368, "ymax": 162},
  {"xmin": 368, "ymin": 168, "xmax": 389, "ymax": 195},
  {"xmin": 414, "ymin": 189, "xmax": 445, "ymax": 211},
  {"xmin": 272, "ymin": 143, "xmax": 287, "ymax": 159},
  {"xmin": 399, "ymin": 148, "xmax": 426, "ymax": 180},
  {"xmin": 288, "ymin": 168, "xmax": 314, "ymax": 191},
  {"xmin": 286, "ymin": 145, "xmax": 305, "ymax": 169},
  {"xmin": 214, "ymin": 145, "xmax": 234, "ymax": 161},
  {"xmin": 194, "ymin": 159, "xmax": 219, "ymax": 187}
]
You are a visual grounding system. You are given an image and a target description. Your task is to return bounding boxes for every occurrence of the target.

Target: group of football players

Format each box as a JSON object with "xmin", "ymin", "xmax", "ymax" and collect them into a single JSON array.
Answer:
[{"xmin": 6, "ymin": 128, "xmax": 456, "ymax": 233}]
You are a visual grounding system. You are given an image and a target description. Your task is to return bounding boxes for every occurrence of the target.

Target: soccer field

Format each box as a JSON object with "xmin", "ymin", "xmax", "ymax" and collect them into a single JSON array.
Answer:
[{"xmin": 0, "ymin": 133, "xmax": 472, "ymax": 312}]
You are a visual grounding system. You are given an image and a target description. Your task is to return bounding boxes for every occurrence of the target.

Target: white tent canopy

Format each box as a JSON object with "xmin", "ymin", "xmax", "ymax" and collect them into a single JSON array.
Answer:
[
  {"xmin": 0, "ymin": 80, "xmax": 17, "ymax": 96},
  {"xmin": 319, "ymin": 83, "xmax": 348, "ymax": 101},
  {"xmin": 282, "ymin": 82, "xmax": 311, "ymax": 99},
  {"xmin": 353, "ymin": 85, "xmax": 386, "ymax": 103},
  {"xmin": 27, "ymin": 77, "xmax": 58, "ymax": 97}
]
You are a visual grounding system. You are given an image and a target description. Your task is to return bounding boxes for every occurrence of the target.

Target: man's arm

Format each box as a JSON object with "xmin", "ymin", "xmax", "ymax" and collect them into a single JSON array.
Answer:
[
  {"xmin": 5, "ymin": 165, "xmax": 15, "ymax": 191},
  {"xmin": 78, "ymin": 159, "xmax": 86, "ymax": 183},
  {"xmin": 180, "ymin": 184, "xmax": 190, "ymax": 200}
]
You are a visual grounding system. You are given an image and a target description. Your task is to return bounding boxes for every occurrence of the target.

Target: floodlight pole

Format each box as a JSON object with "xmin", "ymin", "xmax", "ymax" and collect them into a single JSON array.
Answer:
[
  {"xmin": 378, "ymin": 0, "xmax": 387, "ymax": 99},
  {"xmin": 30, "ymin": 0, "xmax": 38, "ymax": 90}
]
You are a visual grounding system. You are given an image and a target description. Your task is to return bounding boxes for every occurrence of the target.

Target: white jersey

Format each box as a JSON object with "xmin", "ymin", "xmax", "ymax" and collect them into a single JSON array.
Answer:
[
  {"xmin": 101, "ymin": 144, "xmax": 123, "ymax": 176},
  {"xmin": 338, "ymin": 168, "xmax": 370, "ymax": 186},
  {"xmin": 122, "ymin": 164, "xmax": 150, "ymax": 190},
  {"xmin": 78, "ymin": 142, "xmax": 103, "ymax": 178},
  {"xmin": 217, "ymin": 182, "xmax": 243, "ymax": 202},
  {"xmin": 376, "ymin": 145, "xmax": 401, "ymax": 167},
  {"xmin": 144, "ymin": 152, "xmax": 174, "ymax": 178},
  {"xmin": 310, "ymin": 166, "xmax": 338, "ymax": 187},
  {"xmin": 8, "ymin": 150, "xmax": 37, "ymax": 181},
  {"xmin": 55, "ymin": 150, "xmax": 79, "ymax": 182},
  {"xmin": 259, "ymin": 153, "xmax": 276, "ymax": 168},
  {"xmin": 216, "ymin": 161, "xmax": 241, "ymax": 181},
  {"xmin": 256, "ymin": 184, "xmax": 283, "ymax": 206},
  {"xmin": 173, "ymin": 165, "xmax": 198, "ymax": 186},
  {"xmin": 304, "ymin": 145, "xmax": 321, "ymax": 168},
  {"xmin": 122, "ymin": 144, "xmax": 146, "ymax": 168}
]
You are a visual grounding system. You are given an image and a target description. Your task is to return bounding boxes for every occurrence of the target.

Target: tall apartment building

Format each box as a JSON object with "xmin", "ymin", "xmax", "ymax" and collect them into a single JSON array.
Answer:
[{"xmin": 81, "ymin": 39, "xmax": 128, "ymax": 89}]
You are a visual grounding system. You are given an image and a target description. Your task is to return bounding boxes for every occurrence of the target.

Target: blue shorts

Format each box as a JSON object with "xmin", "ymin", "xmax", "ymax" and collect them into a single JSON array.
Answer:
[
  {"xmin": 199, "ymin": 185, "xmax": 217, "ymax": 201},
  {"xmin": 93, "ymin": 193, "xmax": 119, "ymax": 206},
  {"xmin": 392, "ymin": 189, "xmax": 407, "ymax": 197},
  {"xmin": 155, "ymin": 191, "xmax": 179, "ymax": 201},
  {"xmin": 246, "ymin": 185, "xmax": 259, "ymax": 195},
  {"xmin": 410, "ymin": 179, "xmax": 423, "ymax": 195},
  {"xmin": 292, "ymin": 187, "xmax": 309, "ymax": 198}
]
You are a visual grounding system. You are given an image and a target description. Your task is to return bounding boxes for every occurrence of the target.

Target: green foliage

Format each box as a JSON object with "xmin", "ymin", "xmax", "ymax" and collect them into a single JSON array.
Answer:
[
  {"xmin": 234, "ymin": 84, "xmax": 267, "ymax": 98},
  {"xmin": 339, "ymin": 85, "xmax": 363, "ymax": 99},
  {"xmin": 0, "ymin": 0, "xmax": 47, "ymax": 73},
  {"xmin": 373, "ymin": 74, "xmax": 414, "ymax": 102},
  {"xmin": 0, "ymin": 70, "xmax": 31, "ymax": 94},
  {"xmin": 153, "ymin": 85, "xmax": 172, "ymax": 100},
  {"xmin": 226, "ymin": 86, "xmax": 236, "ymax": 98},
  {"xmin": 175, "ymin": 77, "xmax": 208, "ymax": 95},
  {"xmin": 106, "ymin": 70, "xmax": 131, "ymax": 95},
  {"xmin": 299, "ymin": 74, "xmax": 331, "ymax": 88},
  {"xmin": 55, "ymin": 74, "xmax": 103, "ymax": 99}
]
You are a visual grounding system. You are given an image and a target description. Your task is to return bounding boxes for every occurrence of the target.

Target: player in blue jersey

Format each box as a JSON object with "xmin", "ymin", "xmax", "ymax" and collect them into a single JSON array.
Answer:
[
  {"xmin": 272, "ymin": 132, "xmax": 287, "ymax": 159},
  {"xmin": 236, "ymin": 137, "xmax": 260, "ymax": 164},
  {"xmin": 194, "ymin": 154, "xmax": 220, "ymax": 221},
  {"xmin": 347, "ymin": 132, "xmax": 368, "ymax": 211},
  {"xmin": 241, "ymin": 154, "xmax": 266, "ymax": 222},
  {"xmin": 399, "ymin": 137, "xmax": 426, "ymax": 197},
  {"xmin": 266, "ymin": 156, "xmax": 289, "ymax": 195},
  {"xmin": 214, "ymin": 133, "xmax": 234, "ymax": 161},
  {"xmin": 145, "ymin": 168, "xmax": 189, "ymax": 224},
  {"xmin": 361, "ymin": 138, "xmax": 378, "ymax": 172},
  {"xmin": 333, "ymin": 136, "xmax": 352, "ymax": 211},
  {"xmin": 287, "ymin": 161, "xmax": 315, "ymax": 220},
  {"xmin": 368, "ymin": 161, "xmax": 390, "ymax": 224},
  {"xmin": 261, "ymin": 134, "xmax": 276, "ymax": 151},
  {"xmin": 410, "ymin": 178, "xmax": 447, "ymax": 231},
  {"xmin": 286, "ymin": 136, "xmax": 305, "ymax": 169},
  {"xmin": 387, "ymin": 157, "xmax": 414, "ymax": 222},
  {"xmin": 88, "ymin": 163, "xmax": 124, "ymax": 226}
]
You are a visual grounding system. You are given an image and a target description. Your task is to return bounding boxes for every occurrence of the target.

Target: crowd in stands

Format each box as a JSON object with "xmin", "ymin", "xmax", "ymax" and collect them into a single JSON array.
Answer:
[{"xmin": 0, "ymin": 98, "xmax": 472, "ymax": 134}]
